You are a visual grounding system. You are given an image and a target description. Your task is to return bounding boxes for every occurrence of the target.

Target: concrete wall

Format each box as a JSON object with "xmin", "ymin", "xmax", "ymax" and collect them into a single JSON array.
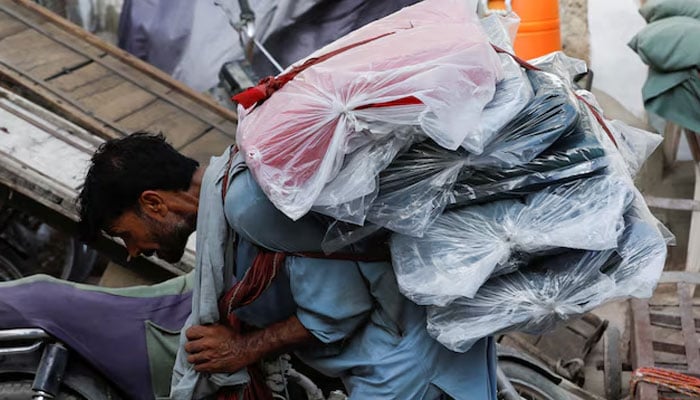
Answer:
[
  {"xmin": 561, "ymin": 0, "xmax": 590, "ymax": 64},
  {"xmin": 588, "ymin": 0, "xmax": 648, "ymax": 119}
]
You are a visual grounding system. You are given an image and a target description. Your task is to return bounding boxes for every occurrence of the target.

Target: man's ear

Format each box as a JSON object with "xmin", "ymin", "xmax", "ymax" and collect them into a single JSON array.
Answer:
[{"xmin": 138, "ymin": 191, "xmax": 168, "ymax": 218}]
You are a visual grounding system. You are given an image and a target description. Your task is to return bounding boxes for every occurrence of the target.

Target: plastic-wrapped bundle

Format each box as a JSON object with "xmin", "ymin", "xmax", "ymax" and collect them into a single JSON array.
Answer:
[
  {"xmin": 364, "ymin": 69, "xmax": 583, "ymax": 235},
  {"xmin": 364, "ymin": 139, "xmax": 467, "ymax": 235},
  {"xmin": 465, "ymin": 12, "xmax": 533, "ymax": 150},
  {"xmin": 467, "ymin": 57, "xmax": 534, "ymax": 153},
  {"xmin": 451, "ymin": 110, "xmax": 609, "ymax": 206},
  {"xmin": 529, "ymin": 51, "xmax": 588, "ymax": 86},
  {"xmin": 426, "ymin": 213, "xmax": 667, "ymax": 352},
  {"xmin": 390, "ymin": 175, "xmax": 634, "ymax": 305},
  {"xmin": 312, "ymin": 127, "xmax": 416, "ymax": 225},
  {"xmin": 236, "ymin": 0, "xmax": 503, "ymax": 221},
  {"xmin": 607, "ymin": 119, "xmax": 662, "ymax": 177},
  {"xmin": 462, "ymin": 70, "xmax": 579, "ymax": 168}
]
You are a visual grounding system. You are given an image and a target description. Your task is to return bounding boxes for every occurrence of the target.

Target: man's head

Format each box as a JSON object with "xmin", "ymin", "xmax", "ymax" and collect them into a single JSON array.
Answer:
[{"xmin": 78, "ymin": 132, "xmax": 200, "ymax": 263}]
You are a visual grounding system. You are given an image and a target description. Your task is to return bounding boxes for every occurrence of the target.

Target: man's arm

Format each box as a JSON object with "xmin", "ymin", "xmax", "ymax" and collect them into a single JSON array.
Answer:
[{"xmin": 184, "ymin": 315, "xmax": 317, "ymax": 373}]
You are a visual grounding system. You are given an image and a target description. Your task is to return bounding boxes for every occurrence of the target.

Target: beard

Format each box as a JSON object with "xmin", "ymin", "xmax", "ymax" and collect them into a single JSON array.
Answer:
[{"xmin": 149, "ymin": 215, "xmax": 194, "ymax": 263}]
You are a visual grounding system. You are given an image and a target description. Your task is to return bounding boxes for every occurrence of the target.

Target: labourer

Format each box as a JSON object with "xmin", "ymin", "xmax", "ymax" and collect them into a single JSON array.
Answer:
[{"xmin": 78, "ymin": 132, "xmax": 496, "ymax": 399}]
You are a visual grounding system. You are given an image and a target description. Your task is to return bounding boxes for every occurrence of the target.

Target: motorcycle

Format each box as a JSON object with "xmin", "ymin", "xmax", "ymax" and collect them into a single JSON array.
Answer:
[{"xmin": 0, "ymin": 272, "xmax": 582, "ymax": 400}]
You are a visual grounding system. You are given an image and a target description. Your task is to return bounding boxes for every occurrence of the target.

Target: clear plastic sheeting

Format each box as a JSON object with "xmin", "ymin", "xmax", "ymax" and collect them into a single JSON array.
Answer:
[
  {"xmin": 390, "ymin": 175, "xmax": 634, "ymax": 305},
  {"xmin": 529, "ymin": 51, "xmax": 588, "ymax": 86},
  {"xmin": 365, "ymin": 139, "xmax": 466, "ymax": 235},
  {"xmin": 465, "ymin": 10, "xmax": 533, "ymax": 153},
  {"xmin": 607, "ymin": 119, "xmax": 663, "ymax": 177},
  {"xmin": 463, "ymin": 70, "xmax": 579, "ymax": 168},
  {"xmin": 362, "ymin": 69, "xmax": 586, "ymax": 236},
  {"xmin": 237, "ymin": 0, "xmax": 503, "ymax": 221},
  {"xmin": 312, "ymin": 128, "xmax": 416, "ymax": 224},
  {"xmin": 451, "ymin": 114, "xmax": 610, "ymax": 206},
  {"xmin": 466, "ymin": 56, "xmax": 533, "ymax": 153},
  {"xmin": 426, "ymin": 213, "xmax": 667, "ymax": 352}
]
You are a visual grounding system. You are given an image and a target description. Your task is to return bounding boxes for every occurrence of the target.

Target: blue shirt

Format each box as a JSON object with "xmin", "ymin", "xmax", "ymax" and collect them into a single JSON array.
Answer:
[{"xmin": 225, "ymin": 170, "xmax": 497, "ymax": 400}]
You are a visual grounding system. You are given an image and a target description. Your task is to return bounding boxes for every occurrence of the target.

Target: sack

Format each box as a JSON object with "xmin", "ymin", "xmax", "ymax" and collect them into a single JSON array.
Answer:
[
  {"xmin": 236, "ymin": 0, "xmax": 503, "ymax": 221},
  {"xmin": 426, "ymin": 213, "xmax": 667, "ymax": 352},
  {"xmin": 390, "ymin": 175, "xmax": 634, "ymax": 305}
]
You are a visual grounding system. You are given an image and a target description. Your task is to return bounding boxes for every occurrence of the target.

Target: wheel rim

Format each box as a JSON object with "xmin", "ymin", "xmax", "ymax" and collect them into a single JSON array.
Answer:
[
  {"xmin": 0, "ymin": 253, "xmax": 23, "ymax": 281},
  {"xmin": 510, "ymin": 378, "xmax": 557, "ymax": 400}
]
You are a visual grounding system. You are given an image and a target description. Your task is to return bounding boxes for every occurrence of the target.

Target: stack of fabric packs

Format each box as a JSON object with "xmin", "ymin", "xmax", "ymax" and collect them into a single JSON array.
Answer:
[{"xmin": 234, "ymin": 0, "xmax": 670, "ymax": 353}]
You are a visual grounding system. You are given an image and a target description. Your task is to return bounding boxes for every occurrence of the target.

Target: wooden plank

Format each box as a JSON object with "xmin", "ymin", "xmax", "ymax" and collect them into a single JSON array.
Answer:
[
  {"xmin": 0, "ymin": 1, "xmax": 104, "ymax": 59},
  {"xmin": 98, "ymin": 55, "xmax": 236, "ymax": 134},
  {"xmin": 650, "ymin": 313, "xmax": 700, "ymax": 331},
  {"xmin": 0, "ymin": 1, "xmax": 235, "ymax": 136},
  {"xmin": 0, "ymin": 27, "xmax": 90, "ymax": 80},
  {"xmin": 179, "ymin": 131, "xmax": 234, "ymax": 164},
  {"xmin": 70, "ymin": 73, "xmax": 123, "ymax": 99},
  {"xmin": 78, "ymin": 80, "xmax": 156, "ymax": 122},
  {"xmin": 677, "ymin": 283, "xmax": 700, "ymax": 375},
  {"xmin": 662, "ymin": 122, "xmax": 681, "ymax": 170},
  {"xmin": 0, "ymin": 59, "xmax": 126, "ymax": 139},
  {"xmin": 0, "ymin": 84, "xmax": 101, "ymax": 147},
  {"xmin": 134, "ymin": 107, "xmax": 210, "ymax": 149},
  {"xmin": 115, "ymin": 100, "xmax": 180, "ymax": 132},
  {"xmin": 631, "ymin": 299, "xmax": 660, "ymax": 400},
  {"xmin": 0, "ymin": 8, "xmax": 27, "ymax": 37},
  {"xmin": 685, "ymin": 130, "xmax": 700, "ymax": 166},
  {"xmin": 687, "ymin": 167, "xmax": 700, "ymax": 297},
  {"xmin": 214, "ymin": 117, "xmax": 238, "ymax": 139},
  {"xmin": 645, "ymin": 196, "xmax": 700, "ymax": 212},
  {"xmin": 116, "ymin": 98, "xmax": 212, "ymax": 149},
  {"xmin": 6, "ymin": 0, "xmax": 237, "ymax": 123},
  {"xmin": 660, "ymin": 271, "xmax": 700, "ymax": 286},
  {"xmin": 48, "ymin": 61, "xmax": 111, "ymax": 91}
]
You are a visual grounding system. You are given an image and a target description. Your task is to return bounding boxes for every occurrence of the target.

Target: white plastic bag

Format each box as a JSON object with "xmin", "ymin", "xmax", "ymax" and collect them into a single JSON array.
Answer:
[
  {"xmin": 426, "ymin": 212, "xmax": 667, "ymax": 352},
  {"xmin": 390, "ymin": 175, "xmax": 634, "ymax": 305},
  {"xmin": 237, "ymin": 0, "xmax": 503, "ymax": 220}
]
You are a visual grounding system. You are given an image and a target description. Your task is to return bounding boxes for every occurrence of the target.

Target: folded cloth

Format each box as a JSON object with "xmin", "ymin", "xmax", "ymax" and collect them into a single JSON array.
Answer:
[
  {"xmin": 641, "ymin": 68, "xmax": 700, "ymax": 133},
  {"xmin": 425, "ymin": 212, "xmax": 667, "ymax": 352},
  {"xmin": 639, "ymin": 0, "xmax": 700, "ymax": 23},
  {"xmin": 390, "ymin": 175, "xmax": 634, "ymax": 306},
  {"xmin": 628, "ymin": 16, "xmax": 700, "ymax": 72},
  {"xmin": 451, "ymin": 116, "xmax": 609, "ymax": 206},
  {"xmin": 236, "ymin": 0, "xmax": 503, "ymax": 221},
  {"xmin": 462, "ymin": 69, "xmax": 579, "ymax": 169},
  {"xmin": 628, "ymin": 15, "xmax": 700, "ymax": 132},
  {"xmin": 365, "ymin": 69, "xmax": 583, "ymax": 236}
]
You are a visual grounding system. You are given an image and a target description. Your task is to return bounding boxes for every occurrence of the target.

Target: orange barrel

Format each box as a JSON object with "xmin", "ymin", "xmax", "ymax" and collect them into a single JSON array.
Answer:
[{"xmin": 488, "ymin": 0, "xmax": 561, "ymax": 60}]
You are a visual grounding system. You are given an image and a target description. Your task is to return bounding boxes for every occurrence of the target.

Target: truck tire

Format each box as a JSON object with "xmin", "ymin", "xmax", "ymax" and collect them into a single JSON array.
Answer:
[
  {"xmin": 0, "ymin": 380, "xmax": 83, "ymax": 400},
  {"xmin": 500, "ymin": 361, "xmax": 573, "ymax": 400},
  {"xmin": 0, "ymin": 243, "xmax": 24, "ymax": 281}
]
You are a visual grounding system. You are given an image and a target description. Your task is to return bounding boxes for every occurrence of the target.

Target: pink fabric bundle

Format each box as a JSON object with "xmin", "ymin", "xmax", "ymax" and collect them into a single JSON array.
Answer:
[{"xmin": 236, "ymin": 0, "xmax": 503, "ymax": 220}]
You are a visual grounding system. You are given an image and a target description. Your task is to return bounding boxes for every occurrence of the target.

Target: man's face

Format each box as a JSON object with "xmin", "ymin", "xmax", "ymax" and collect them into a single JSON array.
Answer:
[{"xmin": 108, "ymin": 208, "xmax": 193, "ymax": 263}]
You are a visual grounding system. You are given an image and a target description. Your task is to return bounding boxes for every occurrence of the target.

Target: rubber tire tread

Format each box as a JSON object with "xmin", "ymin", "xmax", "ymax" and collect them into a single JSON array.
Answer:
[{"xmin": 499, "ymin": 361, "xmax": 571, "ymax": 400}]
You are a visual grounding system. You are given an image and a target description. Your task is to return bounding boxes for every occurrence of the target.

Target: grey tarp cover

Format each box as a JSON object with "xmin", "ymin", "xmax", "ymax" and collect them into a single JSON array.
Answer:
[
  {"xmin": 118, "ymin": 0, "xmax": 419, "ymax": 91},
  {"xmin": 628, "ymin": 6, "xmax": 700, "ymax": 133}
]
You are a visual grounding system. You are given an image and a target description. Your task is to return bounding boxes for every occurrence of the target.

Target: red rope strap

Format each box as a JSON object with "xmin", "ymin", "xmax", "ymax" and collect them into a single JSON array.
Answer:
[
  {"xmin": 233, "ymin": 31, "xmax": 421, "ymax": 109},
  {"xmin": 491, "ymin": 44, "xmax": 618, "ymax": 148},
  {"xmin": 631, "ymin": 367, "xmax": 700, "ymax": 398}
]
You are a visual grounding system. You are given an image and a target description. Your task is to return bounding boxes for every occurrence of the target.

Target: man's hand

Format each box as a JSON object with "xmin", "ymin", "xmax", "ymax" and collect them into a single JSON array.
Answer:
[
  {"xmin": 185, "ymin": 324, "xmax": 258, "ymax": 373},
  {"xmin": 184, "ymin": 315, "xmax": 317, "ymax": 374}
]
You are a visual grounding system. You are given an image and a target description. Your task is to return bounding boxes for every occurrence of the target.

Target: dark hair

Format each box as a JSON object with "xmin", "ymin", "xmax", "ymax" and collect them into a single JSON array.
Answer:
[{"xmin": 78, "ymin": 132, "xmax": 199, "ymax": 242}]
